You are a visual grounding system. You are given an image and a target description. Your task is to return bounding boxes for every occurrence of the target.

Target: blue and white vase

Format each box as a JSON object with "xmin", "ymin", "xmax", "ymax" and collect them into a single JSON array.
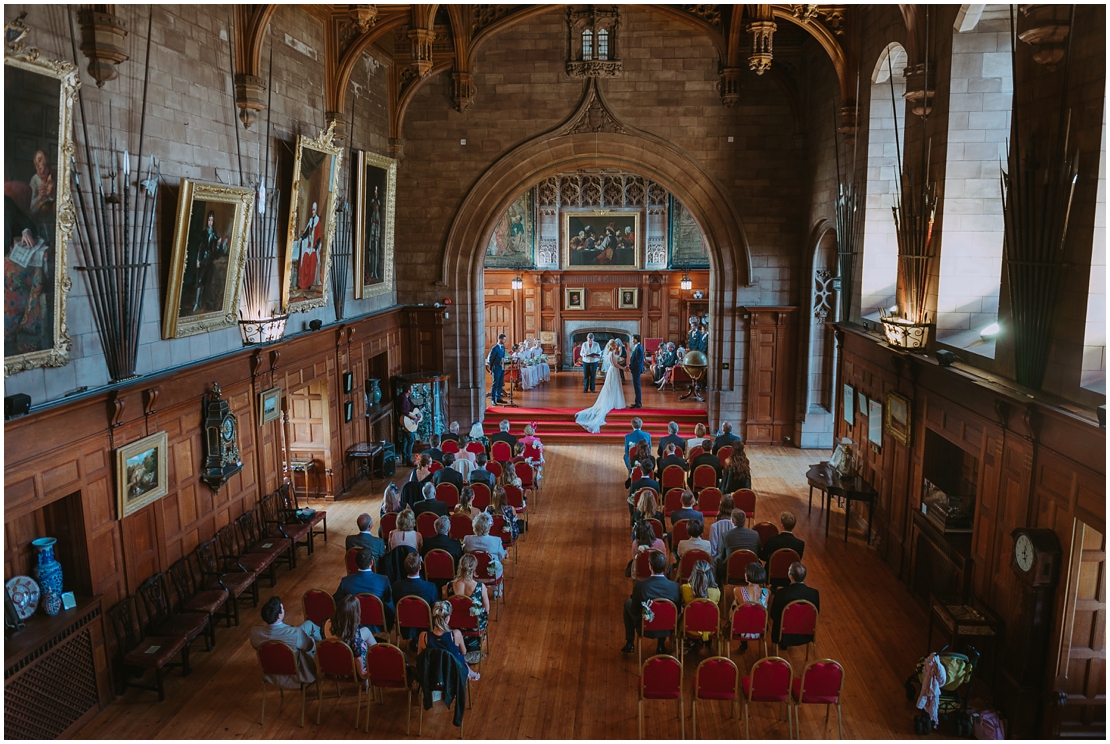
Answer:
[{"xmin": 31, "ymin": 537, "xmax": 63, "ymax": 616}]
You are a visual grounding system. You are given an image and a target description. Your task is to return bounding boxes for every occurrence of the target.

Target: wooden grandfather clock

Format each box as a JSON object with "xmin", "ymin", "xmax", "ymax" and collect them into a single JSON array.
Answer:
[{"xmin": 1000, "ymin": 527, "xmax": 1062, "ymax": 738}]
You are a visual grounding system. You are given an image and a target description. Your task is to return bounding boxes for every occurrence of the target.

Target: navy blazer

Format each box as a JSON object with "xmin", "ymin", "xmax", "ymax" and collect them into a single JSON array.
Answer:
[
  {"xmin": 344, "ymin": 532, "xmax": 387, "ymax": 565},
  {"xmin": 488, "ymin": 343, "xmax": 505, "ymax": 370},
  {"xmin": 629, "ymin": 575, "xmax": 684, "ymax": 638},
  {"xmin": 335, "ymin": 570, "xmax": 394, "ymax": 631},
  {"xmin": 433, "ymin": 467, "xmax": 464, "ymax": 490},
  {"xmin": 413, "ymin": 499, "xmax": 450, "ymax": 520},
  {"xmin": 657, "ymin": 434, "xmax": 687, "ymax": 458},
  {"xmin": 392, "ymin": 577, "xmax": 440, "ymax": 639},
  {"xmin": 629, "ymin": 344, "xmax": 645, "ymax": 375},
  {"xmin": 712, "ymin": 432, "xmax": 742, "ymax": 455},
  {"xmin": 770, "ymin": 581, "xmax": 820, "ymax": 647}
]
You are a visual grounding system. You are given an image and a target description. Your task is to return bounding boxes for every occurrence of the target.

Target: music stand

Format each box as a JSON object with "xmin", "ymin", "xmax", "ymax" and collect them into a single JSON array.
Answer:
[{"xmin": 501, "ymin": 358, "xmax": 520, "ymax": 408}]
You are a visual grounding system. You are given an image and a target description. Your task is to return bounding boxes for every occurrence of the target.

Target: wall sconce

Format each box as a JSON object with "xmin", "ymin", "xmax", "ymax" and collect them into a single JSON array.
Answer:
[
  {"xmin": 511, "ymin": 275, "xmax": 524, "ymax": 290},
  {"xmin": 680, "ymin": 272, "xmax": 692, "ymax": 291},
  {"xmin": 238, "ymin": 314, "xmax": 289, "ymax": 345}
]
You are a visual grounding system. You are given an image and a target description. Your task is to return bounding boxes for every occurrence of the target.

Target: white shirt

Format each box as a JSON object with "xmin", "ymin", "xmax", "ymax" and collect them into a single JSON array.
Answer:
[{"xmin": 581, "ymin": 341, "xmax": 601, "ymax": 362}]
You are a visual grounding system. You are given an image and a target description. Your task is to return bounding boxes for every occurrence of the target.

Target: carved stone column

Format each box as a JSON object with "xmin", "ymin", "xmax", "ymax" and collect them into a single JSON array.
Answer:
[
  {"xmin": 408, "ymin": 28, "xmax": 434, "ymax": 78},
  {"xmin": 325, "ymin": 111, "xmax": 348, "ymax": 144},
  {"xmin": 452, "ymin": 71, "xmax": 476, "ymax": 112},
  {"xmin": 388, "ymin": 137, "xmax": 406, "ymax": 160},
  {"xmin": 77, "ymin": 8, "xmax": 129, "ymax": 87},
  {"xmin": 234, "ymin": 73, "xmax": 266, "ymax": 129},
  {"xmin": 718, "ymin": 67, "xmax": 742, "ymax": 107}
]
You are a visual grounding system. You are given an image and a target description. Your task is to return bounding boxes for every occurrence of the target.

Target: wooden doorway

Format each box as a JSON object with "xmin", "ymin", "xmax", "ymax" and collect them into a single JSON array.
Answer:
[
  {"xmin": 485, "ymin": 302, "xmax": 511, "ymax": 353},
  {"xmin": 1054, "ymin": 520, "xmax": 1106, "ymax": 737},
  {"xmin": 284, "ymin": 380, "xmax": 332, "ymax": 498}
]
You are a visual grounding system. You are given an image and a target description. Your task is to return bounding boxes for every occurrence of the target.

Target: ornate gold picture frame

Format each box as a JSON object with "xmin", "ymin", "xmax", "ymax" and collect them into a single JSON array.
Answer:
[
  {"xmin": 116, "ymin": 431, "xmax": 169, "ymax": 518},
  {"xmin": 258, "ymin": 386, "xmax": 282, "ymax": 425},
  {"xmin": 353, "ymin": 149, "xmax": 396, "ymax": 299},
  {"xmin": 284, "ymin": 125, "xmax": 342, "ymax": 313},
  {"xmin": 564, "ymin": 286, "xmax": 585, "ymax": 310},
  {"xmin": 3, "ymin": 29, "xmax": 79, "ymax": 377},
  {"xmin": 163, "ymin": 179, "xmax": 253, "ymax": 338},
  {"xmin": 618, "ymin": 287, "xmax": 639, "ymax": 309},
  {"xmin": 886, "ymin": 391, "xmax": 911, "ymax": 445},
  {"xmin": 563, "ymin": 210, "xmax": 640, "ymax": 269}
]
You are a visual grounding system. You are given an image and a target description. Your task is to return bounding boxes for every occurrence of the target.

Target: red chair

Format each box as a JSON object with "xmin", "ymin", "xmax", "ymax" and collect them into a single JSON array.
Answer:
[
  {"xmin": 677, "ymin": 549, "xmax": 713, "ymax": 584},
  {"xmin": 638, "ymin": 655, "xmax": 684, "ymax": 739},
  {"xmin": 256, "ymin": 640, "xmax": 312, "ymax": 727},
  {"xmin": 424, "ymin": 549, "xmax": 456, "ymax": 585},
  {"xmin": 314, "ymin": 638, "xmax": 368, "ymax": 727},
  {"xmin": 726, "ymin": 549, "xmax": 762, "ymax": 586},
  {"xmin": 647, "ymin": 518, "xmax": 665, "ymax": 541},
  {"xmin": 691, "ymin": 656, "xmax": 741, "ymax": 739},
  {"xmin": 302, "ymin": 589, "xmax": 335, "ymax": 631},
  {"xmin": 768, "ymin": 548, "xmax": 802, "ymax": 591},
  {"xmin": 698, "ymin": 488, "xmax": 723, "ymax": 521},
  {"xmin": 355, "ymin": 593, "xmax": 387, "ymax": 632},
  {"xmin": 344, "ymin": 548, "xmax": 360, "ymax": 576},
  {"xmin": 447, "ymin": 594, "xmax": 490, "ymax": 663},
  {"xmin": 486, "ymin": 460, "xmax": 503, "ymax": 478},
  {"xmin": 753, "ymin": 521, "xmax": 779, "ymax": 545},
  {"xmin": 780, "ymin": 600, "xmax": 819, "ymax": 662},
  {"xmin": 630, "ymin": 466, "xmax": 644, "ymax": 482},
  {"xmin": 727, "ymin": 602, "xmax": 769, "ymax": 658},
  {"xmin": 742, "ymin": 656, "xmax": 794, "ymax": 739},
  {"xmin": 692, "ymin": 465, "xmax": 717, "ymax": 492},
  {"xmin": 679, "ymin": 598, "xmax": 722, "ymax": 663},
  {"xmin": 472, "ymin": 550, "xmax": 505, "ymax": 621},
  {"xmin": 491, "ymin": 441, "xmax": 512, "ymax": 462},
  {"xmin": 449, "ymin": 513, "xmax": 474, "ymax": 540},
  {"xmin": 661, "ymin": 465, "xmax": 686, "ymax": 492},
  {"xmin": 435, "ymin": 483, "xmax": 460, "ymax": 508},
  {"xmin": 687, "ymin": 446, "xmax": 704, "ymax": 462},
  {"xmin": 638, "ymin": 598, "xmax": 679, "ymax": 667},
  {"xmin": 470, "ymin": 482, "xmax": 492, "ymax": 509},
  {"xmin": 395, "ymin": 596, "xmax": 432, "ymax": 644},
  {"xmin": 733, "ymin": 489, "xmax": 756, "ymax": 521},
  {"xmin": 513, "ymin": 461, "xmax": 537, "ymax": 494},
  {"xmin": 791, "ymin": 659, "xmax": 844, "ymax": 739},
  {"xmin": 503, "ymin": 484, "xmax": 528, "ymax": 537},
  {"xmin": 490, "ymin": 514, "xmax": 518, "ymax": 576},
  {"xmin": 465, "ymin": 441, "xmax": 485, "ymax": 456},
  {"xmin": 633, "ymin": 549, "xmax": 667, "ymax": 582},
  {"xmin": 416, "ymin": 512, "xmax": 439, "ymax": 539},
  {"xmin": 429, "ymin": 461, "xmax": 444, "ymax": 474},
  {"xmin": 644, "ymin": 337, "xmax": 663, "ymax": 354},
  {"xmin": 380, "ymin": 512, "xmax": 399, "ymax": 542},
  {"xmin": 671, "ymin": 519, "xmax": 691, "ymax": 547},
  {"xmin": 717, "ymin": 446, "xmax": 734, "ymax": 468},
  {"xmin": 521, "ymin": 441, "xmax": 543, "ymax": 461},
  {"xmin": 573, "ymin": 344, "xmax": 582, "ymax": 367},
  {"xmin": 365, "ymin": 643, "xmax": 411, "ymax": 734},
  {"xmin": 441, "ymin": 440, "xmax": 460, "ymax": 455},
  {"xmin": 663, "ymin": 489, "xmax": 684, "ymax": 520}
]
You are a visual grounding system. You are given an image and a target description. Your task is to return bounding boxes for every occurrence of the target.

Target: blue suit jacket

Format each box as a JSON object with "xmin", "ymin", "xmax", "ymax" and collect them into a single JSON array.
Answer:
[
  {"xmin": 629, "ymin": 344, "xmax": 645, "ymax": 375},
  {"xmin": 488, "ymin": 343, "xmax": 505, "ymax": 370},
  {"xmin": 624, "ymin": 430, "xmax": 652, "ymax": 469},
  {"xmin": 335, "ymin": 569, "xmax": 394, "ymax": 631}
]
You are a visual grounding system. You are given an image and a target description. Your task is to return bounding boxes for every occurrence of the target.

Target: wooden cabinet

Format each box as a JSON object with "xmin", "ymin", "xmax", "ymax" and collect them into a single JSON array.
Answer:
[{"xmin": 741, "ymin": 306, "xmax": 797, "ymax": 445}]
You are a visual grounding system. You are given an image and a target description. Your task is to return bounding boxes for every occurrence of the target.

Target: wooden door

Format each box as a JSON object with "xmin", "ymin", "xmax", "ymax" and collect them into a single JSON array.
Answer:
[
  {"xmin": 286, "ymin": 381, "xmax": 331, "ymax": 495},
  {"xmin": 741, "ymin": 307, "xmax": 797, "ymax": 444},
  {"xmin": 486, "ymin": 303, "xmax": 511, "ymax": 353},
  {"xmin": 1055, "ymin": 521, "xmax": 1106, "ymax": 736}
]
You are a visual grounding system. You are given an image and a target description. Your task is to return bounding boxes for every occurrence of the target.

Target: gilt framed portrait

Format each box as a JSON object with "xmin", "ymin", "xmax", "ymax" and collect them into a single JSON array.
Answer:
[
  {"xmin": 886, "ymin": 391, "xmax": 911, "ymax": 445},
  {"xmin": 258, "ymin": 386, "xmax": 281, "ymax": 425},
  {"xmin": 163, "ymin": 179, "xmax": 253, "ymax": 338},
  {"xmin": 564, "ymin": 286, "xmax": 584, "ymax": 310},
  {"xmin": 116, "ymin": 431, "xmax": 169, "ymax": 518},
  {"xmin": 352, "ymin": 149, "xmax": 395, "ymax": 299},
  {"xmin": 563, "ymin": 211, "xmax": 639, "ymax": 269},
  {"xmin": 619, "ymin": 287, "xmax": 639, "ymax": 309},
  {"xmin": 284, "ymin": 126, "xmax": 342, "ymax": 313},
  {"xmin": 4, "ymin": 31, "xmax": 79, "ymax": 376}
]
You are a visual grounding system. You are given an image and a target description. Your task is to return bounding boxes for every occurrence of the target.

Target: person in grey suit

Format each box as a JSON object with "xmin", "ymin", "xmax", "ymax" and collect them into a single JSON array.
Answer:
[
  {"xmin": 621, "ymin": 551, "xmax": 684, "ymax": 655},
  {"xmin": 345, "ymin": 513, "xmax": 387, "ymax": 565},
  {"xmin": 715, "ymin": 510, "xmax": 761, "ymax": 582},
  {"xmin": 249, "ymin": 596, "xmax": 317, "ymax": 688}
]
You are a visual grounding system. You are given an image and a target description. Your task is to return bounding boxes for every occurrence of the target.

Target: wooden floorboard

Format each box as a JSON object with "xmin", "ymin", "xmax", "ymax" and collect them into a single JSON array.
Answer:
[{"xmin": 77, "ymin": 443, "xmax": 950, "ymax": 740}]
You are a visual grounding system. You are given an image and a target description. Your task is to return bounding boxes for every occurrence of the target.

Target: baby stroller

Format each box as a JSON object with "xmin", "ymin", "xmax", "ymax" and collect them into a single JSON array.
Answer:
[{"xmin": 904, "ymin": 646, "xmax": 979, "ymax": 736}]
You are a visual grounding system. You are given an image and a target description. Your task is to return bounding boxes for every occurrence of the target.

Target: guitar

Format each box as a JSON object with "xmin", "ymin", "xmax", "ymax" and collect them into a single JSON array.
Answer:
[{"xmin": 402, "ymin": 408, "xmax": 422, "ymax": 433}]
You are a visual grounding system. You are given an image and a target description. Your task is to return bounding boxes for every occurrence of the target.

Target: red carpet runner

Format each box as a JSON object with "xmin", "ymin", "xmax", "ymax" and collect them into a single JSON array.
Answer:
[{"xmin": 484, "ymin": 405, "xmax": 709, "ymax": 445}]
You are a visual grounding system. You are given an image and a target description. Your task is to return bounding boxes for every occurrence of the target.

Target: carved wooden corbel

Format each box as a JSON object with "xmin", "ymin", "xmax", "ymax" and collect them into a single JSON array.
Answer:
[
  {"xmin": 250, "ymin": 349, "xmax": 264, "ymax": 378},
  {"xmin": 143, "ymin": 387, "xmax": 159, "ymax": 417},
  {"xmin": 109, "ymin": 390, "xmax": 126, "ymax": 428},
  {"xmin": 993, "ymin": 399, "xmax": 1010, "ymax": 429},
  {"xmin": 1020, "ymin": 406, "xmax": 1041, "ymax": 443},
  {"xmin": 269, "ymin": 349, "xmax": 281, "ymax": 372}
]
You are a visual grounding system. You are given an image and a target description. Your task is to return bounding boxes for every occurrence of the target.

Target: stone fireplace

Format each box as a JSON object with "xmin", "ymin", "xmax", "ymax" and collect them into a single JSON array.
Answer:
[{"xmin": 561, "ymin": 319, "xmax": 641, "ymax": 369}]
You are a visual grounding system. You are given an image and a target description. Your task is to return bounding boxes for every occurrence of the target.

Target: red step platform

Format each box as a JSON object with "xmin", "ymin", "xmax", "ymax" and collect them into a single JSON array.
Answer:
[{"xmin": 484, "ymin": 405, "xmax": 709, "ymax": 445}]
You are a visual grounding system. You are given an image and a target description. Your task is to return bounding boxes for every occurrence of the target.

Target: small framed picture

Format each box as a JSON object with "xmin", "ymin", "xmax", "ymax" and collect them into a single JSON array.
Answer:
[
  {"xmin": 258, "ymin": 386, "xmax": 282, "ymax": 425},
  {"xmin": 343, "ymin": 371, "xmax": 354, "ymax": 394},
  {"xmin": 618, "ymin": 287, "xmax": 639, "ymax": 309},
  {"xmin": 344, "ymin": 400, "xmax": 354, "ymax": 423},
  {"xmin": 858, "ymin": 392, "xmax": 869, "ymax": 416},
  {"xmin": 868, "ymin": 398, "xmax": 883, "ymax": 449},
  {"xmin": 886, "ymin": 391, "xmax": 911, "ymax": 445},
  {"xmin": 564, "ymin": 286, "xmax": 585, "ymax": 310},
  {"xmin": 116, "ymin": 431, "xmax": 169, "ymax": 519},
  {"xmin": 843, "ymin": 384, "xmax": 855, "ymax": 427}
]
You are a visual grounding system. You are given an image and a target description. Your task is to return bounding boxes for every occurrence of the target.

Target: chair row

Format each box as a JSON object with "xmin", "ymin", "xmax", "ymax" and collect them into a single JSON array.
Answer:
[{"xmin": 638, "ymin": 654, "xmax": 845, "ymax": 739}]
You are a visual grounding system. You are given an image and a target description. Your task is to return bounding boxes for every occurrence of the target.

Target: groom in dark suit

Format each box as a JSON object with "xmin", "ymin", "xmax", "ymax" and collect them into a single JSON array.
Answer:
[{"xmin": 628, "ymin": 335, "xmax": 645, "ymax": 408}]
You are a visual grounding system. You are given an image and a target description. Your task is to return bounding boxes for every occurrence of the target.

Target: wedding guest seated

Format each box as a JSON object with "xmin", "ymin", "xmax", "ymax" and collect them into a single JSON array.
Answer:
[
  {"xmin": 623, "ymin": 417, "xmax": 652, "ymax": 471},
  {"xmin": 714, "ymin": 510, "xmax": 760, "ymax": 582},
  {"xmin": 720, "ymin": 444, "xmax": 752, "ymax": 494},
  {"xmin": 421, "ymin": 516, "xmax": 463, "ymax": 564},
  {"xmin": 676, "ymin": 518, "xmax": 712, "ymax": 561},
  {"xmin": 632, "ymin": 488, "xmax": 665, "ymax": 528},
  {"xmin": 334, "ymin": 549, "xmax": 394, "ymax": 634},
  {"xmin": 712, "ymin": 422, "xmax": 742, "ymax": 455},
  {"xmin": 688, "ymin": 439, "xmax": 722, "ymax": 487},
  {"xmin": 441, "ymin": 421, "xmax": 462, "ymax": 443},
  {"xmin": 631, "ymin": 518, "xmax": 666, "ymax": 579},
  {"xmin": 462, "ymin": 513, "xmax": 506, "ymax": 580},
  {"xmin": 433, "ymin": 453, "xmax": 465, "ymax": 489},
  {"xmin": 708, "ymin": 495, "xmax": 735, "ymax": 557},
  {"xmin": 250, "ymin": 596, "xmax": 317, "ymax": 687},
  {"xmin": 656, "ymin": 421, "xmax": 686, "ymax": 458},
  {"xmin": 680, "ymin": 560, "xmax": 721, "ymax": 653},
  {"xmin": 345, "ymin": 513, "xmax": 386, "ymax": 565},
  {"xmin": 469, "ymin": 454, "xmax": 496, "ymax": 488},
  {"xmin": 761, "ymin": 511, "xmax": 805, "ymax": 587},
  {"xmin": 424, "ymin": 434, "xmax": 445, "ymax": 464},
  {"xmin": 652, "ymin": 343, "xmax": 677, "ymax": 384},
  {"xmin": 402, "ymin": 455, "xmax": 433, "ymax": 508},
  {"xmin": 686, "ymin": 423, "xmax": 708, "ymax": 454},
  {"xmin": 413, "ymin": 482, "xmax": 450, "ymax": 520},
  {"xmin": 656, "ymin": 442, "xmax": 688, "ymax": 481},
  {"xmin": 409, "ymin": 453, "xmax": 434, "ymax": 483},
  {"xmin": 656, "ymin": 343, "xmax": 682, "ymax": 389},
  {"xmin": 446, "ymin": 554, "xmax": 489, "ymax": 652},
  {"xmin": 490, "ymin": 419, "xmax": 517, "ymax": 452},
  {"xmin": 770, "ymin": 562, "xmax": 820, "ymax": 650},
  {"xmin": 729, "ymin": 563, "xmax": 769, "ymax": 653},
  {"xmin": 380, "ymin": 482, "xmax": 403, "ymax": 517},
  {"xmin": 489, "ymin": 485, "xmax": 520, "ymax": 541},
  {"xmin": 328, "ymin": 595, "xmax": 373, "ymax": 675},
  {"xmin": 453, "ymin": 487, "xmax": 483, "ymax": 521},
  {"xmin": 498, "ymin": 465, "xmax": 522, "ymax": 490},
  {"xmin": 392, "ymin": 553, "xmax": 439, "ymax": 640},
  {"xmin": 452, "ymin": 455, "xmax": 474, "ymax": 481},
  {"xmin": 389, "ymin": 509, "xmax": 423, "ymax": 552},
  {"xmin": 466, "ymin": 422, "xmax": 490, "ymax": 454},
  {"xmin": 519, "ymin": 424, "xmax": 545, "ymax": 463},
  {"xmin": 418, "ymin": 601, "xmax": 480, "ymax": 681},
  {"xmin": 627, "ymin": 456, "xmax": 660, "ymax": 517},
  {"xmin": 669, "ymin": 490, "xmax": 704, "ymax": 530},
  {"xmin": 620, "ymin": 550, "xmax": 683, "ymax": 655}
]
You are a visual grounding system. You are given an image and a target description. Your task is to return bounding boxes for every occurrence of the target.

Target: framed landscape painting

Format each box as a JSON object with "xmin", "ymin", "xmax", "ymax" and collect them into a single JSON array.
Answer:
[
  {"xmin": 116, "ymin": 431, "xmax": 169, "ymax": 518},
  {"xmin": 886, "ymin": 391, "xmax": 911, "ymax": 445},
  {"xmin": 4, "ymin": 37, "xmax": 79, "ymax": 376},
  {"xmin": 162, "ymin": 179, "xmax": 253, "ymax": 338},
  {"xmin": 352, "ymin": 149, "xmax": 395, "ymax": 299},
  {"xmin": 485, "ymin": 189, "xmax": 535, "ymax": 268},
  {"xmin": 258, "ymin": 386, "xmax": 281, "ymax": 425},
  {"xmin": 284, "ymin": 126, "xmax": 342, "ymax": 312},
  {"xmin": 563, "ymin": 211, "xmax": 639, "ymax": 269}
]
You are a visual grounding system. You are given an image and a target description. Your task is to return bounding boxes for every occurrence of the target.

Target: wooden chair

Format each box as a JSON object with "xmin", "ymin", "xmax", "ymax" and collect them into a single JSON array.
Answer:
[
  {"xmin": 671, "ymin": 519, "xmax": 692, "ymax": 548},
  {"xmin": 365, "ymin": 643, "xmax": 412, "ymax": 733},
  {"xmin": 779, "ymin": 600, "xmax": 819, "ymax": 662},
  {"xmin": 345, "ymin": 548, "xmax": 361, "ymax": 575},
  {"xmin": 216, "ymin": 523, "xmax": 277, "ymax": 589},
  {"xmin": 768, "ymin": 548, "xmax": 802, "ymax": 591},
  {"xmin": 791, "ymin": 659, "xmax": 845, "ymax": 739},
  {"xmin": 302, "ymin": 588, "xmax": 335, "ymax": 632},
  {"xmin": 661, "ymin": 465, "xmax": 686, "ymax": 492},
  {"xmin": 416, "ymin": 511, "xmax": 439, "ymax": 539},
  {"xmin": 741, "ymin": 656, "xmax": 794, "ymax": 739},
  {"xmin": 395, "ymin": 596, "xmax": 433, "ymax": 645},
  {"xmin": 521, "ymin": 440, "xmax": 543, "ymax": 462},
  {"xmin": 137, "ymin": 573, "xmax": 213, "ymax": 663},
  {"xmin": 669, "ymin": 364, "xmax": 692, "ymax": 393},
  {"xmin": 638, "ymin": 655, "xmax": 684, "ymax": 740},
  {"xmin": 677, "ymin": 549, "xmax": 713, "ymax": 584},
  {"xmin": 259, "ymin": 491, "xmax": 314, "ymax": 559},
  {"xmin": 256, "ymin": 640, "xmax": 312, "ymax": 727},
  {"xmin": 106, "ymin": 595, "xmax": 188, "ymax": 701},
  {"xmin": 415, "ymin": 647, "xmax": 469, "ymax": 739},
  {"xmin": 441, "ymin": 440, "xmax": 460, "ymax": 455},
  {"xmin": 355, "ymin": 593, "xmax": 388, "ymax": 634},
  {"xmin": 692, "ymin": 465, "xmax": 718, "ymax": 492},
  {"xmin": 733, "ymin": 489, "xmax": 756, "ymax": 521},
  {"xmin": 698, "ymin": 488, "xmax": 723, "ymax": 521},
  {"xmin": 450, "ymin": 513, "xmax": 475, "ymax": 541},
  {"xmin": 514, "ymin": 460, "xmax": 538, "ymax": 503},
  {"xmin": 168, "ymin": 553, "xmax": 232, "ymax": 629},
  {"xmin": 434, "ymin": 483, "xmax": 460, "ymax": 508},
  {"xmin": 465, "ymin": 441, "xmax": 486, "ymax": 456},
  {"xmin": 753, "ymin": 521, "xmax": 779, "ymax": 545},
  {"xmin": 727, "ymin": 602, "xmax": 769, "ymax": 658},
  {"xmin": 314, "ymin": 638, "xmax": 369, "ymax": 728},
  {"xmin": 470, "ymin": 482, "xmax": 492, "ymax": 509},
  {"xmin": 679, "ymin": 598, "xmax": 722, "ymax": 663},
  {"xmin": 238, "ymin": 509, "xmax": 295, "ymax": 572},
  {"xmin": 663, "ymin": 489, "xmax": 684, "ymax": 521},
  {"xmin": 448, "ymin": 594, "xmax": 490, "ymax": 664},
  {"xmin": 717, "ymin": 446, "xmax": 734, "ymax": 468},
  {"xmin": 195, "ymin": 537, "xmax": 258, "ymax": 612},
  {"xmin": 277, "ymin": 482, "xmax": 328, "ymax": 552},
  {"xmin": 686, "ymin": 445, "xmax": 704, "ymax": 463},
  {"xmin": 490, "ymin": 440, "xmax": 512, "ymax": 462},
  {"xmin": 638, "ymin": 597, "xmax": 679, "ymax": 667},
  {"xmin": 726, "ymin": 549, "xmax": 762, "ymax": 586},
  {"xmin": 691, "ymin": 656, "xmax": 741, "ymax": 739},
  {"xmin": 647, "ymin": 518, "xmax": 665, "ymax": 541}
]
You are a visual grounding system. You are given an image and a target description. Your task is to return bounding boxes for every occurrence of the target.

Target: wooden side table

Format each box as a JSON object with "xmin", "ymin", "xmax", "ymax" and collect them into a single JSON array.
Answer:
[{"xmin": 289, "ymin": 458, "xmax": 316, "ymax": 499}]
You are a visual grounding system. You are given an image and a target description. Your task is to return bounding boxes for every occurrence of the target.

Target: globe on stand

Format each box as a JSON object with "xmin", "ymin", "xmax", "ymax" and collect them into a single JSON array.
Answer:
[{"xmin": 680, "ymin": 350, "xmax": 708, "ymax": 402}]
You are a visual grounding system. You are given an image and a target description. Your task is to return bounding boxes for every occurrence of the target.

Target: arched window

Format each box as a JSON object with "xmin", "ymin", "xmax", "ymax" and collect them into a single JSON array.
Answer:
[
  {"xmin": 1082, "ymin": 106, "xmax": 1106, "ymax": 394},
  {"xmin": 935, "ymin": 5, "xmax": 1013, "ymax": 356},
  {"xmin": 582, "ymin": 29, "xmax": 593, "ymax": 61},
  {"xmin": 597, "ymin": 28, "xmax": 609, "ymax": 61},
  {"xmin": 859, "ymin": 42, "xmax": 908, "ymax": 322}
]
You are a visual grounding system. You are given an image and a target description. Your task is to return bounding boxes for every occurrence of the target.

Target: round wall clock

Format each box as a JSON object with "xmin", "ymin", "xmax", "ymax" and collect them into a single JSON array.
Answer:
[{"xmin": 1013, "ymin": 533, "xmax": 1034, "ymax": 572}]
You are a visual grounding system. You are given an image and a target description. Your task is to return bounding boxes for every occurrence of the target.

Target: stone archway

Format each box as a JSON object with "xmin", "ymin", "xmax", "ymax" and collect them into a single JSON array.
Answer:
[{"xmin": 441, "ymin": 80, "xmax": 755, "ymax": 427}]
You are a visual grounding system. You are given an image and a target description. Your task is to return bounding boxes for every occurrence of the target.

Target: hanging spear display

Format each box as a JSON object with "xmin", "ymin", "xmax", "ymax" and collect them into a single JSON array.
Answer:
[
  {"xmin": 68, "ymin": 7, "xmax": 159, "ymax": 382},
  {"xmin": 330, "ymin": 96, "xmax": 357, "ymax": 322},
  {"xmin": 832, "ymin": 90, "xmax": 863, "ymax": 324},
  {"xmin": 1001, "ymin": 5, "xmax": 1078, "ymax": 389}
]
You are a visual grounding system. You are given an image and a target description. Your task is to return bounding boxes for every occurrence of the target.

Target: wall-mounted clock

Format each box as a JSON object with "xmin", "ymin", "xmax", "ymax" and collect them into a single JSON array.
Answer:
[
  {"xmin": 201, "ymin": 382, "xmax": 243, "ymax": 491},
  {"xmin": 1011, "ymin": 527, "xmax": 1061, "ymax": 587}
]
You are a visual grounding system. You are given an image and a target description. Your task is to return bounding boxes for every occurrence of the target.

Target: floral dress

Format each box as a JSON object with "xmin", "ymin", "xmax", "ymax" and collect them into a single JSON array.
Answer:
[
  {"xmin": 447, "ymin": 580, "xmax": 488, "ymax": 650},
  {"xmin": 731, "ymin": 584, "xmax": 769, "ymax": 640}
]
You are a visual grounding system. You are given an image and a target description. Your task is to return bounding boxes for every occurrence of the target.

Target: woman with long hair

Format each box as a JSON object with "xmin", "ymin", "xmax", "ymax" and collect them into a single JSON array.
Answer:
[
  {"xmin": 632, "ymin": 488, "xmax": 663, "ymax": 527},
  {"xmin": 681, "ymin": 560, "xmax": 721, "ymax": 651},
  {"xmin": 447, "ymin": 553, "xmax": 489, "ymax": 650},
  {"xmin": 409, "ymin": 453, "xmax": 434, "ymax": 484},
  {"xmin": 454, "ymin": 486, "xmax": 482, "ymax": 520},
  {"xmin": 390, "ymin": 508, "xmax": 422, "ymax": 551},
  {"xmin": 489, "ymin": 484, "xmax": 520, "ymax": 541},
  {"xmin": 720, "ymin": 444, "xmax": 752, "ymax": 494},
  {"xmin": 328, "ymin": 594, "xmax": 373, "ymax": 675},
  {"xmin": 380, "ymin": 482, "xmax": 402, "ymax": 515},
  {"xmin": 417, "ymin": 601, "xmax": 480, "ymax": 681},
  {"xmin": 730, "ymin": 562, "xmax": 769, "ymax": 652}
]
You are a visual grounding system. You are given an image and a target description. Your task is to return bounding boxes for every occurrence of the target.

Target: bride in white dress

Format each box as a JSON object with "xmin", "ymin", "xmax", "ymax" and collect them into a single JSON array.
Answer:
[{"xmin": 575, "ymin": 339, "xmax": 627, "ymax": 433}]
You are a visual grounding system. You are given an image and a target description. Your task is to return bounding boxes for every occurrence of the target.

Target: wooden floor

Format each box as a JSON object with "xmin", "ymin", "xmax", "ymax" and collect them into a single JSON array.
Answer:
[
  {"xmin": 78, "ymin": 444, "xmax": 944, "ymax": 740},
  {"xmin": 483, "ymin": 367, "xmax": 709, "ymax": 411}
]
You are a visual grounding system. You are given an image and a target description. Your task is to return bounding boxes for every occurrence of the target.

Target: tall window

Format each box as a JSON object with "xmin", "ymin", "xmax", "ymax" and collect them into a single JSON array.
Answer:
[
  {"xmin": 859, "ymin": 43, "xmax": 907, "ymax": 321},
  {"xmin": 935, "ymin": 6, "xmax": 1014, "ymax": 356},
  {"xmin": 597, "ymin": 29, "xmax": 609, "ymax": 60},
  {"xmin": 1082, "ymin": 106, "xmax": 1106, "ymax": 394},
  {"xmin": 582, "ymin": 30, "xmax": 593, "ymax": 61}
]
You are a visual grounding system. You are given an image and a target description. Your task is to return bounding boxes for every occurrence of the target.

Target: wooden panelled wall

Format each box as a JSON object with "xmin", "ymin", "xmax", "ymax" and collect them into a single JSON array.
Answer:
[
  {"xmin": 484, "ymin": 269, "xmax": 710, "ymax": 368},
  {"xmin": 832, "ymin": 324, "xmax": 1105, "ymax": 737},
  {"xmin": 3, "ymin": 306, "xmax": 444, "ymax": 689}
]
